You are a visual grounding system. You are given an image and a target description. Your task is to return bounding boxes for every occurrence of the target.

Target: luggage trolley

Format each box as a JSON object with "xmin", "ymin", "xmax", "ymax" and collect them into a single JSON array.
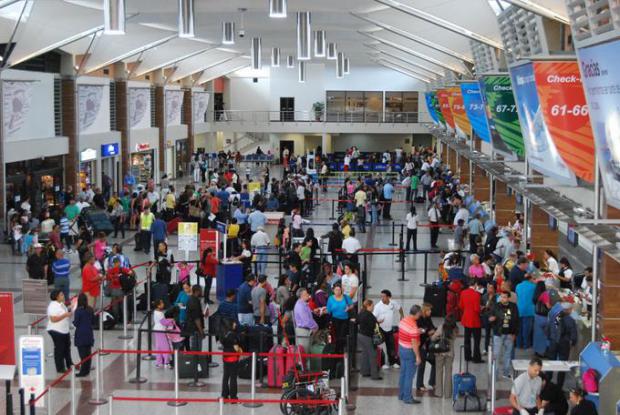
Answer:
[{"xmin": 279, "ymin": 367, "xmax": 338, "ymax": 415}]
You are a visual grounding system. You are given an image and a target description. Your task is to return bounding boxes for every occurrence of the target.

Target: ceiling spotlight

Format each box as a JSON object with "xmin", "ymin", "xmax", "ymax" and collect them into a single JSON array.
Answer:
[
  {"xmin": 314, "ymin": 30, "xmax": 326, "ymax": 58},
  {"xmin": 344, "ymin": 57, "xmax": 350, "ymax": 75},
  {"xmin": 336, "ymin": 52, "xmax": 344, "ymax": 79},
  {"xmin": 271, "ymin": 47, "xmax": 281, "ymax": 67},
  {"xmin": 222, "ymin": 22, "xmax": 235, "ymax": 45},
  {"xmin": 299, "ymin": 61, "xmax": 306, "ymax": 83},
  {"xmin": 251, "ymin": 37, "xmax": 262, "ymax": 70},
  {"xmin": 178, "ymin": 0, "xmax": 195, "ymax": 38},
  {"xmin": 326, "ymin": 42, "xmax": 337, "ymax": 60},
  {"xmin": 269, "ymin": 0, "xmax": 287, "ymax": 18},
  {"xmin": 104, "ymin": 0, "xmax": 126, "ymax": 35},
  {"xmin": 287, "ymin": 56, "xmax": 295, "ymax": 68},
  {"xmin": 297, "ymin": 12, "xmax": 311, "ymax": 61}
]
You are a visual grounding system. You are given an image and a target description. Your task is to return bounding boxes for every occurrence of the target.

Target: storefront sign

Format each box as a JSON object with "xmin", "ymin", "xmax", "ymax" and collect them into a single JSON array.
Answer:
[
  {"xmin": 436, "ymin": 89, "xmax": 455, "ymax": 132},
  {"xmin": 0, "ymin": 293, "xmax": 15, "ymax": 365},
  {"xmin": 532, "ymin": 60, "xmax": 595, "ymax": 183},
  {"xmin": 461, "ymin": 82, "xmax": 491, "ymax": 142},
  {"xmin": 101, "ymin": 143, "xmax": 119, "ymax": 157},
  {"xmin": 178, "ymin": 222, "xmax": 198, "ymax": 252},
  {"xmin": 578, "ymin": 38, "xmax": 620, "ymax": 208},
  {"xmin": 135, "ymin": 143, "xmax": 150, "ymax": 152},
  {"xmin": 424, "ymin": 92, "xmax": 440, "ymax": 126},
  {"xmin": 200, "ymin": 229, "xmax": 219, "ymax": 257},
  {"xmin": 448, "ymin": 86, "xmax": 472, "ymax": 139},
  {"xmin": 80, "ymin": 148, "xmax": 97, "ymax": 162},
  {"xmin": 19, "ymin": 335, "xmax": 45, "ymax": 408},
  {"xmin": 480, "ymin": 75, "xmax": 525, "ymax": 158},
  {"xmin": 510, "ymin": 62, "xmax": 576, "ymax": 185}
]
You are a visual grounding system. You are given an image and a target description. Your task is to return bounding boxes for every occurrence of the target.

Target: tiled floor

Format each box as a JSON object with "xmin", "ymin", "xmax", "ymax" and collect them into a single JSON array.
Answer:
[{"xmin": 1, "ymin": 171, "xmax": 573, "ymax": 414}]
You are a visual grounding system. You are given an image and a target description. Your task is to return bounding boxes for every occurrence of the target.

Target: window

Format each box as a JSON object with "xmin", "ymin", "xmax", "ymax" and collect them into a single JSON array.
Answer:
[{"xmin": 326, "ymin": 90, "xmax": 418, "ymax": 123}]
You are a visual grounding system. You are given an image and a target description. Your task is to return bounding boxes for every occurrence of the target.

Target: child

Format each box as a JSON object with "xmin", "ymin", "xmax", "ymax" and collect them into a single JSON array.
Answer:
[
  {"xmin": 162, "ymin": 308, "xmax": 185, "ymax": 351},
  {"xmin": 152, "ymin": 299, "xmax": 172, "ymax": 369},
  {"xmin": 93, "ymin": 232, "xmax": 108, "ymax": 268},
  {"xmin": 59, "ymin": 212, "xmax": 71, "ymax": 253},
  {"xmin": 175, "ymin": 261, "xmax": 194, "ymax": 284},
  {"xmin": 11, "ymin": 217, "xmax": 22, "ymax": 255}
]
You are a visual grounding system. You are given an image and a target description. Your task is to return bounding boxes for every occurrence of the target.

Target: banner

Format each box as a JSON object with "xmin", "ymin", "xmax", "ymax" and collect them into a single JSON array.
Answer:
[
  {"xmin": 431, "ymin": 91, "xmax": 445, "ymax": 127},
  {"xmin": 0, "ymin": 293, "xmax": 15, "ymax": 365},
  {"xmin": 578, "ymin": 38, "xmax": 620, "ymax": 208},
  {"xmin": 165, "ymin": 89, "xmax": 184, "ymax": 126},
  {"xmin": 480, "ymin": 75, "xmax": 525, "ymax": 158},
  {"xmin": 510, "ymin": 63, "xmax": 577, "ymax": 185},
  {"xmin": 448, "ymin": 86, "xmax": 472, "ymax": 139},
  {"xmin": 437, "ymin": 89, "xmax": 455, "ymax": 132},
  {"xmin": 2, "ymin": 81, "xmax": 33, "ymax": 139},
  {"xmin": 192, "ymin": 91, "xmax": 210, "ymax": 124},
  {"xmin": 200, "ymin": 229, "xmax": 219, "ymax": 257},
  {"xmin": 461, "ymin": 82, "xmax": 491, "ymax": 143},
  {"xmin": 129, "ymin": 87, "xmax": 151, "ymax": 129},
  {"xmin": 425, "ymin": 92, "xmax": 440, "ymax": 125},
  {"xmin": 78, "ymin": 84, "xmax": 105, "ymax": 133}
]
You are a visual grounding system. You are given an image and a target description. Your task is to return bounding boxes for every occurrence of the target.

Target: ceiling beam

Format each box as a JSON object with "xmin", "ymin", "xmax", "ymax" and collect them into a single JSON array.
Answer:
[
  {"xmin": 374, "ymin": 0, "xmax": 504, "ymax": 50},
  {"xmin": 501, "ymin": 0, "xmax": 569, "ymax": 24},
  {"xmin": 197, "ymin": 57, "xmax": 251, "ymax": 84},
  {"xmin": 365, "ymin": 44, "xmax": 443, "ymax": 77},
  {"xmin": 352, "ymin": 12, "xmax": 474, "ymax": 64},
  {"xmin": 169, "ymin": 53, "xmax": 242, "ymax": 82},
  {"xmin": 134, "ymin": 44, "xmax": 218, "ymax": 77},
  {"xmin": 359, "ymin": 31, "xmax": 464, "ymax": 75},
  {"xmin": 373, "ymin": 60, "xmax": 430, "ymax": 83},
  {"xmin": 370, "ymin": 55, "xmax": 436, "ymax": 81}
]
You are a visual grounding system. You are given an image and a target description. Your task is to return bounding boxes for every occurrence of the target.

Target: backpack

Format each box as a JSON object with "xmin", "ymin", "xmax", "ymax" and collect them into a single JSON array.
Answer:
[
  {"xmin": 119, "ymin": 272, "xmax": 137, "ymax": 293},
  {"xmin": 582, "ymin": 368, "xmax": 599, "ymax": 393}
]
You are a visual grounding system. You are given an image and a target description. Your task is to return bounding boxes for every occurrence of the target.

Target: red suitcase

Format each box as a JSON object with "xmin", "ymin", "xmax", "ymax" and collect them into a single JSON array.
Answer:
[
  {"xmin": 285, "ymin": 345, "xmax": 305, "ymax": 373},
  {"xmin": 493, "ymin": 407, "xmax": 513, "ymax": 415},
  {"xmin": 267, "ymin": 345, "xmax": 287, "ymax": 387}
]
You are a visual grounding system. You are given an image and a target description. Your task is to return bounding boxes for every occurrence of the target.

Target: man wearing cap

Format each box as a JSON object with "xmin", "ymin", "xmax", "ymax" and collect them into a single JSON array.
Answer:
[
  {"xmin": 26, "ymin": 243, "xmax": 47, "ymax": 280},
  {"xmin": 250, "ymin": 226, "xmax": 270, "ymax": 275},
  {"xmin": 547, "ymin": 302, "xmax": 577, "ymax": 388}
]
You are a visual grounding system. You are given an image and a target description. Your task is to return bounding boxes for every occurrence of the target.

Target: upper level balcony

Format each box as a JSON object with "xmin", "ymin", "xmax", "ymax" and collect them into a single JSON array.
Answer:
[{"xmin": 198, "ymin": 110, "xmax": 431, "ymax": 135}]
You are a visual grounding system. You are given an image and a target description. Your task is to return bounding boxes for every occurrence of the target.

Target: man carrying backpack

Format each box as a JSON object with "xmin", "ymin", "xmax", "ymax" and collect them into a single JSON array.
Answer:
[
  {"xmin": 490, "ymin": 291, "xmax": 519, "ymax": 379},
  {"xmin": 546, "ymin": 302, "xmax": 577, "ymax": 388}
]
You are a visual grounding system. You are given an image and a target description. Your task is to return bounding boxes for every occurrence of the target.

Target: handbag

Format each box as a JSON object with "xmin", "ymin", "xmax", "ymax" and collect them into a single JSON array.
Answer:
[
  {"xmin": 372, "ymin": 324, "xmax": 385, "ymax": 346},
  {"xmin": 427, "ymin": 336, "xmax": 450, "ymax": 354}
]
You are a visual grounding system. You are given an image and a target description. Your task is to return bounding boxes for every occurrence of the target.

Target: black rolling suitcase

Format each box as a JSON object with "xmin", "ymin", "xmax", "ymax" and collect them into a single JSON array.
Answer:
[
  {"xmin": 178, "ymin": 354, "xmax": 209, "ymax": 378},
  {"xmin": 423, "ymin": 282, "xmax": 447, "ymax": 317},
  {"xmin": 81, "ymin": 208, "xmax": 114, "ymax": 235}
]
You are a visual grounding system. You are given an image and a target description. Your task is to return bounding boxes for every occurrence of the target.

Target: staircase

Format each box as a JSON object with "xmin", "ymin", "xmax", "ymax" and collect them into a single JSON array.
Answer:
[{"xmin": 223, "ymin": 132, "xmax": 270, "ymax": 155}]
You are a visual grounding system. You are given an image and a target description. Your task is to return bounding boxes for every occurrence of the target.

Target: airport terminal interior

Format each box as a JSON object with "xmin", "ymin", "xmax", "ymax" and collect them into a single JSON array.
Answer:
[{"xmin": 2, "ymin": 0, "xmax": 620, "ymax": 414}]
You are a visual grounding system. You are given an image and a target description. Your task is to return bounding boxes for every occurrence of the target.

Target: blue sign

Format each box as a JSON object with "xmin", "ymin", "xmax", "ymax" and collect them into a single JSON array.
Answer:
[
  {"xmin": 461, "ymin": 82, "xmax": 491, "ymax": 143},
  {"xmin": 216, "ymin": 221, "xmax": 227, "ymax": 234},
  {"xmin": 101, "ymin": 143, "xmax": 119, "ymax": 157},
  {"xmin": 22, "ymin": 348, "xmax": 42, "ymax": 375},
  {"xmin": 425, "ymin": 92, "xmax": 440, "ymax": 125}
]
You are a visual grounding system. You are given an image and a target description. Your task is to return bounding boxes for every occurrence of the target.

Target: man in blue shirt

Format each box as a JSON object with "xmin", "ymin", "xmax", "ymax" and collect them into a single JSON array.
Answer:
[
  {"xmin": 248, "ymin": 208, "xmax": 267, "ymax": 233},
  {"xmin": 233, "ymin": 206, "xmax": 249, "ymax": 225},
  {"xmin": 150, "ymin": 214, "xmax": 167, "ymax": 256},
  {"xmin": 216, "ymin": 289, "xmax": 239, "ymax": 325},
  {"xmin": 515, "ymin": 274, "xmax": 537, "ymax": 349},
  {"xmin": 237, "ymin": 275, "xmax": 256, "ymax": 326},
  {"xmin": 382, "ymin": 180, "xmax": 394, "ymax": 220},
  {"xmin": 52, "ymin": 250, "xmax": 71, "ymax": 300},
  {"xmin": 468, "ymin": 214, "xmax": 483, "ymax": 253},
  {"xmin": 216, "ymin": 187, "xmax": 230, "ymax": 220}
]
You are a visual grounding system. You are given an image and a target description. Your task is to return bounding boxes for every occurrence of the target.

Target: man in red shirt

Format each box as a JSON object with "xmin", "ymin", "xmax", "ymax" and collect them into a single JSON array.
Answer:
[
  {"xmin": 82, "ymin": 253, "xmax": 104, "ymax": 308},
  {"xmin": 459, "ymin": 279, "xmax": 484, "ymax": 363},
  {"xmin": 106, "ymin": 257, "xmax": 135, "ymax": 317},
  {"xmin": 200, "ymin": 247, "xmax": 219, "ymax": 304}
]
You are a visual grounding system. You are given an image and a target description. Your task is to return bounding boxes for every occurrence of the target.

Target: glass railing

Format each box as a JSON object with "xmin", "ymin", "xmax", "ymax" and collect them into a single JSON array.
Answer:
[{"xmin": 210, "ymin": 110, "xmax": 420, "ymax": 124}]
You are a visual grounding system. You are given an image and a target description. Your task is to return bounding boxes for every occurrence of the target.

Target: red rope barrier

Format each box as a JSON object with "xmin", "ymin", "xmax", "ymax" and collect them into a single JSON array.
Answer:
[
  {"xmin": 99, "ymin": 349, "xmax": 345, "ymax": 359},
  {"xmin": 112, "ymin": 396, "xmax": 337, "ymax": 405}
]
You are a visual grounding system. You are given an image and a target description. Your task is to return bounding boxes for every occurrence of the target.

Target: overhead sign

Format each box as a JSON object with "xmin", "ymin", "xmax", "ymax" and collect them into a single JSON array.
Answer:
[
  {"xmin": 448, "ymin": 86, "xmax": 472, "ymax": 139},
  {"xmin": 0, "ymin": 293, "xmax": 15, "ymax": 365},
  {"xmin": 178, "ymin": 222, "xmax": 198, "ymax": 252},
  {"xmin": 533, "ymin": 60, "xmax": 596, "ymax": 182},
  {"xmin": 424, "ymin": 92, "xmax": 440, "ymax": 125},
  {"xmin": 431, "ymin": 91, "xmax": 446, "ymax": 127},
  {"xmin": 200, "ymin": 229, "xmax": 219, "ymax": 257},
  {"xmin": 461, "ymin": 82, "xmax": 491, "ymax": 143},
  {"xmin": 437, "ymin": 89, "xmax": 456, "ymax": 132},
  {"xmin": 578, "ymin": 38, "xmax": 620, "ymax": 208},
  {"xmin": 510, "ymin": 62, "xmax": 577, "ymax": 185},
  {"xmin": 19, "ymin": 336, "xmax": 45, "ymax": 408},
  {"xmin": 79, "ymin": 148, "xmax": 97, "ymax": 162},
  {"xmin": 101, "ymin": 143, "xmax": 119, "ymax": 157},
  {"xmin": 480, "ymin": 75, "xmax": 525, "ymax": 158},
  {"xmin": 22, "ymin": 279, "xmax": 49, "ymax": 315}
]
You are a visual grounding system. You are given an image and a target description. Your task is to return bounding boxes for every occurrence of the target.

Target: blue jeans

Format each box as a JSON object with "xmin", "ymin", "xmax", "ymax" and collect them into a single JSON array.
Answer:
[
  {"xmin": 54, "ymin": 277, "xmax": 70, "ymax": 301},
  {"xmin": 517, "ymin": 316, "xmax": 534, "ymax": 349},
  {"xmin": 398, "ymin": 346, "xmax": 418, "ymax": 402},
  {"xmin": 370, "ymin": 205, "xmax": 378, "ymax": 224},
  {"xmin": 493, "ymin": 334, "xmax": 514, "ymax": 377},
  {"xmin": 256, "ymin": 246, "xmax": 268, "ymax": 275}
]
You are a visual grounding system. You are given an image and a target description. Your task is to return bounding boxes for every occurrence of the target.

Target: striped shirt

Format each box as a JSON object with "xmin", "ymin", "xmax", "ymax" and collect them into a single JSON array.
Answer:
[
  {"xmin": 60, "ymin": 217, "xmax": 70, "ymax": 235},
  {"xmin": 52, "ymin": 258, "xmax": 71, "ymax": 279},
  {"xmin": 398, "ymin": 316, "xmax": 421, "ymax": 349}
]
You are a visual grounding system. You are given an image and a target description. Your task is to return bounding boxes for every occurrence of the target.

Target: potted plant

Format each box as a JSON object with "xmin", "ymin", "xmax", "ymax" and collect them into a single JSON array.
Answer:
[{"xmin": 312, "ymin": 101, "xmax": 325, "ymax": 121}]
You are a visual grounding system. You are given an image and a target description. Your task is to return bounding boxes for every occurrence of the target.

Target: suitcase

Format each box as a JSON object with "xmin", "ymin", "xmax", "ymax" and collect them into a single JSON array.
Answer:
[
  {"xmin": 238, "ymin": 357, "xmax": 267, "ymax": 380},
  {"xmin": 321, "ymin": 343, "xmax": 338, "ymax": 375},
  {"xmin": 82, "ymin": 208, "xmax": 114, "ymax": 235},
  {"xmin": 151, "ymin": 282, "xmax": 170, "ymax": 307},
  {"xmin": 453, "ymin": 393, "xmax": 483, "ymax": 412},
  {"xmin": 244, "ymin": 324, "xmax": 274, "ymax": 353},
  {"xmin": 493, "ymin": 407, "xmax": 513, "ymax": 415},
  {"xmin": 453, "ymin": 345, "xmax": 477, "ymax": 401},
  {"xmin": 415, "ymin": 196, "xmax": 426, "ymax": 203},
  {"xmin": 178, "ymin": 354, "xmax": 209, "ymax": 379},
  {"xmin": 267, "ymin": 345, "xmax": 288, "ymax": 387},
  {"xmin": 133, "ymin": 232, "xmax": 142, "ymax": 251},
  {"xmin": 167, "ymin": 217, "xmax": 181, "ymax": 234},
  {"xmin": 423, "ymin": 283, "xmax": 447, "ymax": 317},
  {"xmin": 309, "ymin": 343, "xmax": 326, "ymax": 371}
]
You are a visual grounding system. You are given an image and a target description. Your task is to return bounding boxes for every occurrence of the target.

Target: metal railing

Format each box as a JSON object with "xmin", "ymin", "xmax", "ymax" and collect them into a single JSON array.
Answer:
[{"xmin": 211, "ymin": 110, "xmax": 420, "ymax": 124}]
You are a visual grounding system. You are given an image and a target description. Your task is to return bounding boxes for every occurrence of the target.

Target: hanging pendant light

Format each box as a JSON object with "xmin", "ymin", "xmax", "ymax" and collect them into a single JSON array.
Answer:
[
  {"xmin": 251, "ymin": 37, "xmax": 262, "ymax": 70},
  {"xmin": 104, "ymin": 0, "xmax": 126, "ymax": 35},
  {"xmin": 222, "ymin": 22, "xmax": 235, "ymax": 45},
  {"xmin": 314, "ymin": 30, "xmax": 326, "ymax": 58},
  {"xmin": 297, "ymin": 12, "xmax": 311, "ymax": 61},
  {"xmin": 287, "ymin": 55, "xmax": 295, "ymax": 68},
  {"xmin": 336, "ymin": 52, "xmax": 344, "ymax": 79},
  {"xmin": 298, "ymin": 61, "xmax": 306, "ymax": 83},
  {"xmin": 344, "ymin": 57, "xmax": 350, "ymax": 75},
  {"xmin": 271, "ymin": 47, "xmax": 281, "ymax": 67},
  {"xmin": 326, "ymin": 42, "xmax": 337, "ymax": 60},
  {"xmin": 178, "ymin": 0, "xmax": 195, "ymax": 38},
  {"xmin": 269, "ymin": 0, "xmax": 287, "ymax": 18}
]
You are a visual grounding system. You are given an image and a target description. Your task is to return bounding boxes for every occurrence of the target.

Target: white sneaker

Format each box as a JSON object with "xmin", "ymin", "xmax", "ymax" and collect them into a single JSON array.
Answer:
[
  {"xmin": 382, "ymin": 364, "xmax": 390, "ymax": 369},
  {"xmin": 392, "ymin": 363, "xmax": 400, "ymax": 369}
]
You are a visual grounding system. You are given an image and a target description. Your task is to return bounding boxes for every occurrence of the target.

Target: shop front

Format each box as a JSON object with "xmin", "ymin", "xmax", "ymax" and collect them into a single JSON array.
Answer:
[
  {"xmin": 131, "ymin": 143, "xmax": 156, "ymax": 185},
  {"xmin": 6, "ymin": 156, "xmax": 65, "ymax": 213},
  {"xmin": 79, "ymin": 148, "xmax": 97, "ymax": 191},
  {"xmin": 101, "ymin": 142, "xmax": 120, "ymax": 197},
  {"xmin": 175, "ymin": 139, "xmax": 189, "ymax": 178}
]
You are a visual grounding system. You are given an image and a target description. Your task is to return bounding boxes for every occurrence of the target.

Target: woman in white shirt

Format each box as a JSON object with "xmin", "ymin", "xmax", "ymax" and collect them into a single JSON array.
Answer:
[
  {"xmin": 405, "ymin": 206, "xmax": 418, "ymax": 251},
  {"xmin": 47, "ymin": 289, "xmax": 73, "ymax": 373},
  {"xmin": 543, "ymin": 249, "xmax": 560, "ymax": 275}
]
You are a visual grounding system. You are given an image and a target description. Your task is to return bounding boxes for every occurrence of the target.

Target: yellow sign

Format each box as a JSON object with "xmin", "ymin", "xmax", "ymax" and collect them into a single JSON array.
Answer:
[
  {"xmin": 178, "ymin": 222, "xmax": 199, "ymax": 252},
  {"xmin": 178, "ymin": 222, "xmax": 198, "ymax": 236},
  {"xmin": 248, "ymin": 182, "xmax": 262, "ymax": 193}
]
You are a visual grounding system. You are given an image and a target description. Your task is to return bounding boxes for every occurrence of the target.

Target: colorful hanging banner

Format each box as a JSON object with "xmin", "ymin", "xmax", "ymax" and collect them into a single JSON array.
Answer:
[
  {"xmin": 533, "ymin": 60, "xmax": 595, "ymax": 183},
  {"xmin": 432, "ymin": 91, "xmax": 446, "ymax": 127},
  {"xmin": 510, "ymin": 62, "xmax": 577, "ymax": 185},
  {"xmin": 461, "ymin": 82, "xmax": 491, "ymax": 143},
  {"xmin": 437, "ymin": 89, "xmax": 455, "ymax": 131},
  {"xmin": 425, "ymin": 92, "xmax": 440, "ymax": 125},
  {"xmin": 578, "ymin": 38, "xmax": 620, "ymax": 208},
  {"xmin": 480, "ymin": 75, "xmax": 525, "ymax": 158},
  {"xmin": 448, "ymin": 86, "xmax": 472, "ymax": 139}
]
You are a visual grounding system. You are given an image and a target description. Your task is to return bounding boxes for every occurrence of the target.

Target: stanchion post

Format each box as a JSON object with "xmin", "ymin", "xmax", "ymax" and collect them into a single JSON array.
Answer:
[
  {"xmin": 207, "ymin": 333, "xmax": 218, "ymax": 369},
  {"xmin": 343, "ymin": 352, "xmax": 356, "ymax": 410},
  {"xmin": 70, "ymin": 368, "xmax": 76, "ymax": 415},
  {"xmin": 46, "ymin": 388, "xmax": 52, "ymax": 415},
  {"xmin": 6, "ymin": 380, "xmax": 13, "ymax": 415},
  {"xmin": 28, "ymin": 394, "xmax": 34, "ymax": 415},
  {"xmin": 329, "ymin": 200, "xmax": 335, "ymax": 220},
  {"xmin": 19, "ymin": 387, "xmax": 24, "ymax": 415},
  {"xmin": 143, "ymin": 310, "xmax": 155, "ymax": 361},
  {"xmin": 128, "ymin": 327, "xmax": 147, "ymax": 384},
  {"xmin": 118, "ymin": 295, "xmax": 133, "ymax": 340},
  {"xmin": 338, "ymin": 397, "xmax": 344, "ymax": 415},
  {"xmin": 490, "ymin": 359, "xmax": 496, "ymax": 413},
  {"xmin": 389, "ymin": 221, "xmax": 396, "ymax": 246},
  {"xmin": 168, "ymin": 350, "xmax": 187, "ymax": 407},
  {"xmin": 98, "ymin": 288, "xmax": 108, "ymax": 356},
  {"xmin": 398, "ymin": 235, "xmax": 409, "ymax": 282},
  {"xmin": 243, "ymin": 352, "xmax": 263, "ymax": 408},
  {"xmin": 487, "ymin": 344, "xmax": 493, "ymax": 407},
  {"xmin": 88, "ymin": 352, "xmax": 108, "ymax": 405},
  {"xmin": 132, "ymin": 285, "xmax": 138, "ymax": 324},
  {"xmin": 423, "ymin": 252, "xmax": 428, "ymax": 285},
  {"xmin": 108, "ymin": 396, "xmax": 113, "ymax": 415},
  {"xmin": 219, "ymin": 397, "xmax": 224, "ymax": 415}
]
